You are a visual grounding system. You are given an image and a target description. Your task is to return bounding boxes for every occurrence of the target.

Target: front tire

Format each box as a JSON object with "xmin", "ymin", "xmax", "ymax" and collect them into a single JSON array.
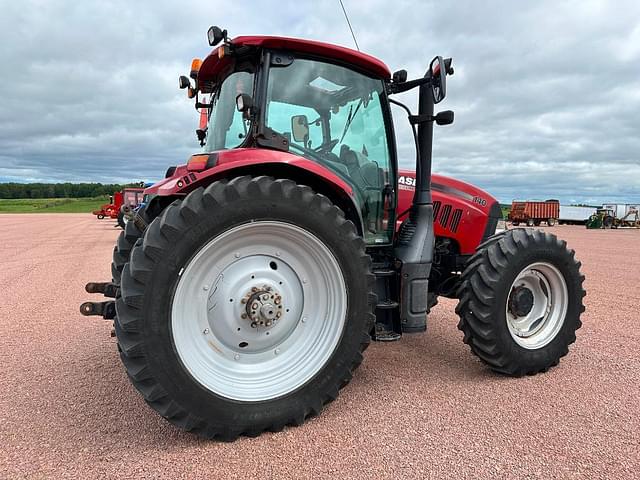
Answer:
[
  {"xmin": 115, "ymin": 176, "xmax": 375, "ymax": 440},
  {"xmin": 455, "ymin": 228, "xmax": 585, "ymax": 376}
]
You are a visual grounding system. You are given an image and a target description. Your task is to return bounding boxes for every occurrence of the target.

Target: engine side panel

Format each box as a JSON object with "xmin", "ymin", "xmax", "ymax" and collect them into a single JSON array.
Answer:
[{"xmin": 397, "ymin": 170, "xmax": 500, "ymax": 255}]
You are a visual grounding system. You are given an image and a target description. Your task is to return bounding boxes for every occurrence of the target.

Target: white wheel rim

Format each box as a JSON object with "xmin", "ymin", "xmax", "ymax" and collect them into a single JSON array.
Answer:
[
  {"xmin": 171, "ymin": 221, "xmax": 347, "ymax": 402},
  {"xmin": 505, "ymin": 262, "xmax": 568, "ymax": 349}
]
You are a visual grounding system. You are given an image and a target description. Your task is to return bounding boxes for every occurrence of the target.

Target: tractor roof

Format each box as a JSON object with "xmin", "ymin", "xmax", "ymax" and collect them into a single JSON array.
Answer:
[{"xmin": 198, "ymin": 35, "xmax": 391, "ymax": 88}]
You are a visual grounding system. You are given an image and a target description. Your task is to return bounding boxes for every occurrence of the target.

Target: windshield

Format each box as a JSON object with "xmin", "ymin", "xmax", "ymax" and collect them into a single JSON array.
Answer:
[
  {"xmin": 205, "ymin": 71, "xmax": 254, "ymax": 151},
  {"xmin": 265, "ymin": 58, "xmax": 393, "ymax": 244}
]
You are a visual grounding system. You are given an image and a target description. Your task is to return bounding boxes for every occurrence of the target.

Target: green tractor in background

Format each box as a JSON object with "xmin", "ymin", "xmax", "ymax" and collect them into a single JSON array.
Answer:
[{"xmin": 586, "ymin": 208, "xmax": 615, "ymax": 229}]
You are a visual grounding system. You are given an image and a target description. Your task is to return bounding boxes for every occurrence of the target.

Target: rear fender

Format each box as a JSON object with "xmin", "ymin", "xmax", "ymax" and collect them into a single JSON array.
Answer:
[{"xmin": 146, "ymin": 149, "xmax": 364, "ymax": 236}]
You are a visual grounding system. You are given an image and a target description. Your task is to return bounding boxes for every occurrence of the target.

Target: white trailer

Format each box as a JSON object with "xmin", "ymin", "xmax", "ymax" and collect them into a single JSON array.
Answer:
[
  {"xmin": 559, "ymin": 205, "xmax": 597, "ymax": 224},
  {"xmin": 602, "ymin": 204, "xmax": 640, "ymax": 219}
]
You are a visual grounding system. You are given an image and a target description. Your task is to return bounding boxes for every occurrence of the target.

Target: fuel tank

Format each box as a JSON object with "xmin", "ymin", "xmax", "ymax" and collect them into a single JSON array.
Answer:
[{"xmin": 397, "ymin": 170, "xmax": 501, "ymax": 255}]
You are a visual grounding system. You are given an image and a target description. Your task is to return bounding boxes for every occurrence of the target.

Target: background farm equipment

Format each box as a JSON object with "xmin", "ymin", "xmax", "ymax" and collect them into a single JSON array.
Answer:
[
  {"xmin": 558, "ymin": 205, "xmax": 597, "ymax": 225},
  {"xmin": 81, "ymin": 27, "xmax": 585, "ymax": 440},
  {"xmin": 92, "ymin": 191, "xmax": 122, "ymax": 220},
  {"xmin": 508, "ymin": 199, "xmax": 559, "ymax": 226},
  {"xmin": 92, "ymin": 187, "xmax": 144, "ymax": 228},
  {"xmin": 587, "ymin": 206, "xmax": 640, "ymax": 229}
]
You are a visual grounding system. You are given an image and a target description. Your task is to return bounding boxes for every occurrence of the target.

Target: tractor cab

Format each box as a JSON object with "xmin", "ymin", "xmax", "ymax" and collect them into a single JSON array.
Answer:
[{"xmin": 185, "ymin": 36, "xmax": 398, "ymax": 244}]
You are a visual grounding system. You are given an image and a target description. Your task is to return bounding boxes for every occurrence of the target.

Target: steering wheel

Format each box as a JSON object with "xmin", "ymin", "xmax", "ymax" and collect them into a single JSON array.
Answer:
[{"xmin": 313, "ymin": 139, "xmax": 339, "ymax": 154}]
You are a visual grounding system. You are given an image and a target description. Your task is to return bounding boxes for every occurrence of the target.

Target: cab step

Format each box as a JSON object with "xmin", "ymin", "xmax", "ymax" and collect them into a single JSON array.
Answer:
[{"xmin": 376, "ymin": 300, "xmax": 399, "ymax": 310}]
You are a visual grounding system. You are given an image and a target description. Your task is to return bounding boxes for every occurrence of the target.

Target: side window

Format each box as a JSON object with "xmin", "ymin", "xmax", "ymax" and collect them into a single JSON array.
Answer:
[{"xmin": 206, "ymin": 71, "xmax": 254, "ymax": 151}]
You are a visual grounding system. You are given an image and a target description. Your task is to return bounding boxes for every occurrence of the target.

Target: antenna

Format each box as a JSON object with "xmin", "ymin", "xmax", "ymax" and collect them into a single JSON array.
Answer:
[{"xmin": 338, "ymin": 0, "xmax": 360, "ymax": 51}]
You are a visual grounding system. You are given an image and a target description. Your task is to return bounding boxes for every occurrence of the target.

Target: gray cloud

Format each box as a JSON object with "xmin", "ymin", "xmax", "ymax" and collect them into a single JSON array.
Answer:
[{"xmin": 0, "ymin": 0, "xmax": 638, "ymax": 204}]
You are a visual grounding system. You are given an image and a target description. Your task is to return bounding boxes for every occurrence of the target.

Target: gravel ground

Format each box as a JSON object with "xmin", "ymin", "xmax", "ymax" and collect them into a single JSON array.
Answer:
[{"xmin": 0, "ymin": 214, "xmax": 638, "ymax": 479}]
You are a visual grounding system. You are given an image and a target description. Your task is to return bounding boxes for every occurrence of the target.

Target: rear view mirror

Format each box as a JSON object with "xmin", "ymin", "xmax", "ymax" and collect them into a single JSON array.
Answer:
[
  {"xmin": 429, "ymin": 56, "xmax": 447, "ymax": 103},
  {"xmin": 291, "ymin": 115, "xmax": 309, "ymax": 143}
]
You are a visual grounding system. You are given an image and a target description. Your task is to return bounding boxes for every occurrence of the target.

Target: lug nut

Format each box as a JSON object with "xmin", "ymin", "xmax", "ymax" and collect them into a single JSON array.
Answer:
[
  {"xmin": 241, "ymin": 298, "xmax": 247, "ymax": 304},
  {"xmin": 251, "ymin": 322, "xmax": 257, "ymax": 328},
  {"xmin": 241, "ymin": 313, "xmax": 247, "ymax": 319}
]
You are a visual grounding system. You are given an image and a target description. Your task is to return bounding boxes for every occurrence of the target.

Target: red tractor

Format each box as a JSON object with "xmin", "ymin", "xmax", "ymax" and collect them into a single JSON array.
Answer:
[{"xmin": 82, "ymin": 28, "xmax": 585, "ymax": 441}]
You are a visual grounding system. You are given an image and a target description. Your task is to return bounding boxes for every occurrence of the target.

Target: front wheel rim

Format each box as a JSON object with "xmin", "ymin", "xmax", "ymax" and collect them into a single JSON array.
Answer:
[
  {"xmin": 505, "ymin": 262, "xmax": 568, "ymax": 349},
  {"xmin": 171, "ymin": 221, "xmax": 347, "ymax": 402}
]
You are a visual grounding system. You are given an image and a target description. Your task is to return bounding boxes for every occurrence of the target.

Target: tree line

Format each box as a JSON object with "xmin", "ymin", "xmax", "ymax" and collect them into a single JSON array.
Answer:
[{"xmin": 0, "ymin": 183, "xmax": 139, "ymax": 199}]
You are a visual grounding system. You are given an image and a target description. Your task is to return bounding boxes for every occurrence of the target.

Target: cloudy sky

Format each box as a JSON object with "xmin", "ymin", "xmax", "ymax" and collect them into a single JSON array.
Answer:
[{"xmin": 1, "ymin": 0, "xmax": 638, "ymax": 204}]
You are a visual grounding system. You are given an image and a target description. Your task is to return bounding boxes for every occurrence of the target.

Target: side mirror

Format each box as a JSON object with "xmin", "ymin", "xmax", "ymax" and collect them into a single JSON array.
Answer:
[
  {"xmin": 236, "ymin": 94, "xmax": 253, "ymax": 119},
  {"xmin": 291, "ymin": 115, "xmax": 309, "ymax": 143},
  {"xmin": 434, "ymin": 110, "xmax": 454, "ymax": 125},
  {"xmin": 429, "ymin": 56, "xmax": 447, "ymax": 103}
]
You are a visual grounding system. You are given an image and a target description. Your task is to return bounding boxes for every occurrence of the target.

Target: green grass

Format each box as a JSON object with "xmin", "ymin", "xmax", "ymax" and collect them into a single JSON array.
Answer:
[{"xmin": 0, "ymin": 196, "xmax": 109, "ymax": 213}]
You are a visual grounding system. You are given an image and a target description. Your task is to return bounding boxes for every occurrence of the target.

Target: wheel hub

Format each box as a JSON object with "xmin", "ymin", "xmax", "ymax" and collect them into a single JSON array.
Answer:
[
  {"xmin": 505, "ymin": 262, "xmax": 569, "ymax": 349},
  {"xmin": 508, "ymin": 286, "xmax": 534, "ymax": 317},
  {"xmin": 242, "ymin": 285, "xmax": 283, "ymax": 328}
]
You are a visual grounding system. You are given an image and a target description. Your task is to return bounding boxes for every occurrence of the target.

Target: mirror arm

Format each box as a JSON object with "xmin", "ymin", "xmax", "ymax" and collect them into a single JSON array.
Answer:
[
  {"xmin": 388, "ymin": 76, "xmax": 430, "ymax": 94},
  {"xmin": 408, "ymin": 113, "xmax": 435, "ymax": 125}
]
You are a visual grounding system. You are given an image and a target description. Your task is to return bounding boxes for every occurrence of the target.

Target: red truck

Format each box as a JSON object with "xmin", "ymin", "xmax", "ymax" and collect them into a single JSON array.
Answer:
[{"xmin": 508, "ymin": 199, "xmax": 559, "ymax": 226}]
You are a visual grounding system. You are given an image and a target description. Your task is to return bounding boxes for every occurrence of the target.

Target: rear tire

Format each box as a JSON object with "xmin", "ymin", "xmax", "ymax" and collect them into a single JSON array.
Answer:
[
  {"xmin": 115, "ymin": 176, "xmax": 375, "ymax": 440},
  {"xmin": 455, "ymin": 228, "xmax": 585, "ymax": 376},
  {"xmin": 603, "ymin": 216, "xmax": 614, "ymax": 228},
  {"xmin": 547, "ymin": 218, "xmax": 556, "ymax": 226},
  {"xmin": 97, "ymin": 214, "xmax": 105, "ymax": 219},
  {"xmin": 526, "ymin": 219, "xmax": 535, "ymax": 227}
]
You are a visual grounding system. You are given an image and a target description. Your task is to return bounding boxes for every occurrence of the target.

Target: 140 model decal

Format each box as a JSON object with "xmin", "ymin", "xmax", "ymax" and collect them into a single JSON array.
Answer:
[{"xmin": 473, "ymin": 196, "xmax": 487, "ymax": 207}]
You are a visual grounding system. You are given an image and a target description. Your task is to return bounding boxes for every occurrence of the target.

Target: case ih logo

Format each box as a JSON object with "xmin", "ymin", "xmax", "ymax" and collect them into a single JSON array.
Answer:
[{"xmin": 398, "ymin": 176, "xmax": 416, "ymax": 190}]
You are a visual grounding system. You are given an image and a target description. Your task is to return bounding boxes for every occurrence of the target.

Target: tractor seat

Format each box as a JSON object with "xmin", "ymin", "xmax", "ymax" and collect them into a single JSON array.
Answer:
[{"xmin": 339, "ymin": 145, "xmax": 382, "ymax": 190}]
